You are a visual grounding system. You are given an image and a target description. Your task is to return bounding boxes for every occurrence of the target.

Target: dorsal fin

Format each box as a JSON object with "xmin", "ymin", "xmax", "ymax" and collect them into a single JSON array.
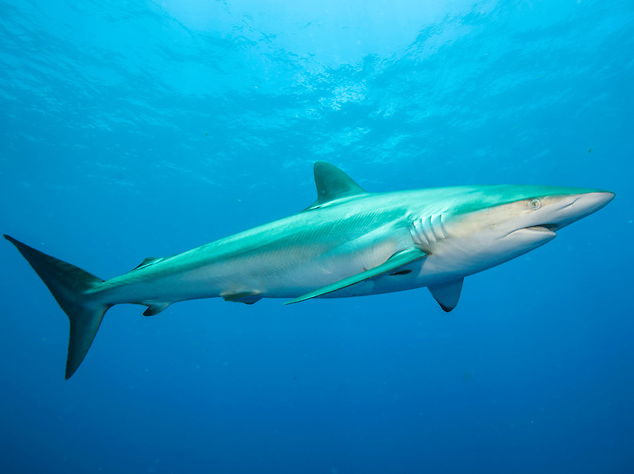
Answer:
[{"xmin": 310, "ymin": 161, "xmax": 367, "ymax": 208}]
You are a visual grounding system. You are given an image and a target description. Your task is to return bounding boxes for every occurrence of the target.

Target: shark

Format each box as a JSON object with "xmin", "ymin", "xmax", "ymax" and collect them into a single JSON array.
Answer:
[{"xmin": 5, "ymin": 162, "xmax": 614, "ymax": 379}]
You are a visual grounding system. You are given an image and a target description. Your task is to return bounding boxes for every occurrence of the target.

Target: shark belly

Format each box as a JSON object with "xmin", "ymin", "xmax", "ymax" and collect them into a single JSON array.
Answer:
[{"xmin": 94, "ymin": 211, "xmax": 413, "ymax": 305}]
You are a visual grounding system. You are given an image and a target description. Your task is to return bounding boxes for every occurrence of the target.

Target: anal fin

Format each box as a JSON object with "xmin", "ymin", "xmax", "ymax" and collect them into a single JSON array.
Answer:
[{"xmin": 143, "ymin": 302, "xmax": 171, "ymax": 316}]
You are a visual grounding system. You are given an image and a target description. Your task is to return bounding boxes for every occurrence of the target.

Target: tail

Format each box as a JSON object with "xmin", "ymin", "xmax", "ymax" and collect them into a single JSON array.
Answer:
[{"xmin": 4, "ymin": 235, "xmax": 110, "ymax": 379}]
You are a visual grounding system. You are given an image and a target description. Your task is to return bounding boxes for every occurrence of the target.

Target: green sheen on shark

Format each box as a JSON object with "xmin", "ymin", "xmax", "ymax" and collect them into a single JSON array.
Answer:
[{"xmin": 5, "ymin": 162, "xmax": 614, "ymax": 379}]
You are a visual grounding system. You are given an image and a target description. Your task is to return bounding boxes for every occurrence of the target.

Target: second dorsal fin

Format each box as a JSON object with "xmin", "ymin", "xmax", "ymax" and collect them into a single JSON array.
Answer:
[
  {"xmin": 133, "ymin": 257, "xmax": 162, "ymax": 271},
  {"xmin": 310, "ymin": 161, "xmax": 367, "ymax": 208}
]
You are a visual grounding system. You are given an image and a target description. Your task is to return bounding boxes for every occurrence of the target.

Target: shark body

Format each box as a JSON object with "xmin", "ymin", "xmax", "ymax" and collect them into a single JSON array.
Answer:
[{"xmin": 5, "ymin": 162, "xmax": 614, "ymax": 378}]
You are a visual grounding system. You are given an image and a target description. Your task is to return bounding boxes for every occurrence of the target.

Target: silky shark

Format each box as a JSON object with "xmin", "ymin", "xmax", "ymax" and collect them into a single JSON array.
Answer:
[{"xmin": 5, "ymin": 162, "xmax": 614, "ymax": 378}]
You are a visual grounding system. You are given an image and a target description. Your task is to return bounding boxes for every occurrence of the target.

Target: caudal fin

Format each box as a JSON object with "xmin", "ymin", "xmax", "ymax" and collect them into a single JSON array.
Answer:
[{"xmin": 4, "ymin": 235, "xmax": 110, "ymax": 379}]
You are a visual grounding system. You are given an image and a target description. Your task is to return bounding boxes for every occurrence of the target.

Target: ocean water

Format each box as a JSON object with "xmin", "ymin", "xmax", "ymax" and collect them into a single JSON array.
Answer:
[{"xmin": 1, "ymin": 0, "xmax": 633, "ymax": 473}]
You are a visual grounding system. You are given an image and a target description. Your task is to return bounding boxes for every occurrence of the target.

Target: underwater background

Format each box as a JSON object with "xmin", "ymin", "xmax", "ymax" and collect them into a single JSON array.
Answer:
[{"xmin": 1, "ymin": 1, "xmax": 633, "ymax": 473}]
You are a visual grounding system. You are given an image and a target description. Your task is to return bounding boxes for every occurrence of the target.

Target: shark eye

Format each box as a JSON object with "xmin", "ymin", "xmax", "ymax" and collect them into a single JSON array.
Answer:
[{"xmin": 530, "ymin": 198, "xmax": 541, "ymax": 210}]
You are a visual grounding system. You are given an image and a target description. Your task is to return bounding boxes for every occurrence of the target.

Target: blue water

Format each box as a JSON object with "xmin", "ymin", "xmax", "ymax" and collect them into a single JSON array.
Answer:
[{"xmin": 1, "ymin": 1, "xmax": 633, "ymax": 472}]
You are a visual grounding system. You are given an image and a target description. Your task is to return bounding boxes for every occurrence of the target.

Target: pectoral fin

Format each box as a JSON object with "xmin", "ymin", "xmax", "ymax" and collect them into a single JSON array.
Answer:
[
  {"xmin": 428, "ymin": 278, "xmax": 464, "ymax": 312},
  {"xmin": 285, "ymin": 248, "xmax": 427, "ymax": 305}
]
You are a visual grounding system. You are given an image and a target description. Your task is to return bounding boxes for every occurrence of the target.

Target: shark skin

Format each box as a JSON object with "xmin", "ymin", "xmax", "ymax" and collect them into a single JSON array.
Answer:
[{"xmin": 5, "ymin": 162, "xmax": 614, "ymax": 378}]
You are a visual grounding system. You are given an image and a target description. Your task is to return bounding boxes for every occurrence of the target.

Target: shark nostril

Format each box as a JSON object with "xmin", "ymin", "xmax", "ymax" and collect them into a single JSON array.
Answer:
[{"xmin": 560, "ymin": 198, "xmax": 579, "ymax": 210}]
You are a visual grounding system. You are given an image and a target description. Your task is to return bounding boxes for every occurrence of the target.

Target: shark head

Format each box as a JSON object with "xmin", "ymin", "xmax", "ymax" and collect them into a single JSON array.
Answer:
[{"xmin": 422, "ymin": 185, "xmax": 615, "ymax": 275}]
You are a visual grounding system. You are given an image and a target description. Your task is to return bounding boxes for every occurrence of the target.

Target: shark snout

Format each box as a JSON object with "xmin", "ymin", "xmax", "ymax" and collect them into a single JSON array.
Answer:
[
  {"xmin": 572, "ymin": 191, "xmax": 615, "ymax": 215},
  {"xmin": 554, "ymin": 191, "xmax": 614, "ymax": 230}
]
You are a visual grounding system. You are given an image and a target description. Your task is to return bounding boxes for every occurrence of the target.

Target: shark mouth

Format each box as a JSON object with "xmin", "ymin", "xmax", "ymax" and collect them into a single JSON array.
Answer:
[
  {"xmin": 520, "ymin": 223, "xmax": 559, "ymax": 234},
  {"xmin": 508, "ymin": 223, "xmax": 559, "ymax": 238}
]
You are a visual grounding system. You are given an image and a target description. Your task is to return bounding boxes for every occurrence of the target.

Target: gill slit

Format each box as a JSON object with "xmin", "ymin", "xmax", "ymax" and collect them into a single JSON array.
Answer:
[
  {"xmin": 430, "ymin": 214, "xmax": 444, "ymax": 241},
  {"xmin": 439, "ymin": 213, "xmax": 449, "ymax": 239}
]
